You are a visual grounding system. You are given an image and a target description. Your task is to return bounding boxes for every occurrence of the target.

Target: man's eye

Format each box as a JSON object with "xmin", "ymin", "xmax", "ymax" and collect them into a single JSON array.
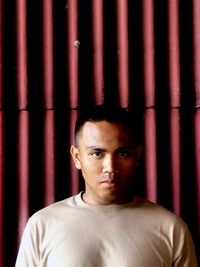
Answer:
[
  {"xmin": 91, "ymin": 151, "xmax": 103, "ymax": 157},
  {"xmin": 118, "ymin": 151, "xmax": 131, "ymax": 157}
]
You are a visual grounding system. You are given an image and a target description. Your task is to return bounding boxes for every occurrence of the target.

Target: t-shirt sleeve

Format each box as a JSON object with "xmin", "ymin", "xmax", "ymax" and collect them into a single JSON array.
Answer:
[
  {"xmin": 173, "ymin": 223, "xmax": 198, "ymax": 267},
  {"xmin": 15, "ymin": 219, "xmax": 40, "ymax": 267}
]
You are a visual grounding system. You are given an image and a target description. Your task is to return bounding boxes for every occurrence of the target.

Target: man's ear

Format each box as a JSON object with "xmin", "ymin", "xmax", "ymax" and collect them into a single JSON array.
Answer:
[{"xmin": 70, "ymin": 145, "xmax": 81, "ymax": 169}]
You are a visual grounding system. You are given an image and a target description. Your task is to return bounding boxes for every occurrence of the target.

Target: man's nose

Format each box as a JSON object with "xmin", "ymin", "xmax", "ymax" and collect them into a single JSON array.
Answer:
[{"xmin": 103, "ymin": 155, "xmax": 118, "ymax": 174}]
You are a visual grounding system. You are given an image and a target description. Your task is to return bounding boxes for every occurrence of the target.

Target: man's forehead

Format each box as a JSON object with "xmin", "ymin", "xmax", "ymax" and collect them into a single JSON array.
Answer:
[
  {"xmin": 79, "ymin": 121, "xmax": 134, "ymax": 145},
  {"xmin": 76, "ymin": 120, "xmax": 136, "ymax": 147}
]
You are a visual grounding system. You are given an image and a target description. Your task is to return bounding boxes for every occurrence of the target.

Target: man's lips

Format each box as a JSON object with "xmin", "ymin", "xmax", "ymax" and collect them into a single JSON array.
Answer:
[{"xmin": 100, "ymin": 179, "xmax": 119, "ymax": 184}]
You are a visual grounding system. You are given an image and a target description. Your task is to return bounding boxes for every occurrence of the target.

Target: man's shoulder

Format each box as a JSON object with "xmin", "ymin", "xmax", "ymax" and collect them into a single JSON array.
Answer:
[
  {"xmin": 28, "ymin": 193, "xmax": 80, "ymax": 224},
  {"xmin": 134, "ymin": 196, "xmax": 187, "ymax": 227}
]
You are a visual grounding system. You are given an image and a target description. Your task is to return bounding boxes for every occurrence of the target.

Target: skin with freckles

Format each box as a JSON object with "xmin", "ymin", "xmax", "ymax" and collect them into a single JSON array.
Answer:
[{"xmin": 70, "ymin": 121, "xmax": 142, "ymax": 205}]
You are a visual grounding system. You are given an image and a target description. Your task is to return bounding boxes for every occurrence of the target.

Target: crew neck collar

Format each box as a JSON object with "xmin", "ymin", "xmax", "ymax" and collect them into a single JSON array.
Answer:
[{"xmin": 74, "ymin": 191, "xmax": 145, "ymax": 211}]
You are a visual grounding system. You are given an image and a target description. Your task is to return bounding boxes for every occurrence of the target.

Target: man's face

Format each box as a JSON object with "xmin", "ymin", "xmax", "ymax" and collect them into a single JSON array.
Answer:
[{"xmin": 70, "ymin": 121, "xmax": 141, "ymax": 205}]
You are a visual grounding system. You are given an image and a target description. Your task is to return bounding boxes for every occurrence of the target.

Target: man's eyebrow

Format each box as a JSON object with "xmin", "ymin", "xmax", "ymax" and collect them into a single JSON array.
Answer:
[
  {"xmin": 85, "ymin": 146, "xmax": 106, "ymax": 151},
  {"xmin": 85, "ymin": 145, "xmax": 136, "ymax": 151},
  {"xmin": 116, "ymin": 144, "xmax": 136, "ymax": 150}
]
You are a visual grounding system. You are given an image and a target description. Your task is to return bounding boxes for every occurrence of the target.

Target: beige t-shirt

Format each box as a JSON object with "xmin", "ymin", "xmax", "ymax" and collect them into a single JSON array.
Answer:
[{"xmin": 15, "ymin": 192, "xmax": 198, "ymax": 267}]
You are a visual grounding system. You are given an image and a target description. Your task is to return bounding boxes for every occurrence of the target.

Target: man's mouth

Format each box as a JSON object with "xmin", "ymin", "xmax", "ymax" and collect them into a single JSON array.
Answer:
[{"xmin": 100, "ymin": 179, "xmax": 119, "ymax": 184}]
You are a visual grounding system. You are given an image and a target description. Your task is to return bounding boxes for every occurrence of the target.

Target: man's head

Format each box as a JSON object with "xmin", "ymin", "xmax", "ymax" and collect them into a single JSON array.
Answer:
[
  {"xmin": 74, "ymin": 104, "xmax": 141, "ymax": 147},
  {"xmin": 70, "ymin": 104, "xmax": 142, "ymax": 205}
]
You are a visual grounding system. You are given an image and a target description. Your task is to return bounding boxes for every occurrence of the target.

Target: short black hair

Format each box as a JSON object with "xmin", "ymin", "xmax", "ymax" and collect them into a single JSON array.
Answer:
[{"xmin": 74, "ymin": 104, "xmax": 142, "ymax": 146}]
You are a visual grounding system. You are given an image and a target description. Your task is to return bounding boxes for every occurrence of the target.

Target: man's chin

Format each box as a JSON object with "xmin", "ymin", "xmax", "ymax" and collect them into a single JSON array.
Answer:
[
  {"xmin": 99, "ymin": 189, "xmax": 131, "ymax": 205},
  {"xmin": 101, "ymin": 186, "xmax": 134, "ymax": 204}
]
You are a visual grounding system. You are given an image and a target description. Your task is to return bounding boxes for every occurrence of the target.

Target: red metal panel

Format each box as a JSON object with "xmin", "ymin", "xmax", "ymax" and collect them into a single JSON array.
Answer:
[
  {"xmin": 142, "ymin": 0, "xmax": 157, "ymax": 203},
  {"xmin": 0, "ymin": 112, "xmax": 4, "ymax": 267},
  {"xmin": 16, "ymin": 0, "xmax": 28, "ymax": 109},
  {"xmin": 17, "ymin": 111, "xmax": 29, "ymax": 240},
  {"xmin": 191, "ymin": 0, "xmax": 200, "ymax": 247},
  {"xmin": 42, "ymin": 0, "xmax": 54, "ymax": 109},
  {"xmin": 170, "ymin": 110, "xmax": 181, "ymax": 214},
  {"xmin": 168, "ymin": 1, "xmax": 181, "ymax": 214},
  {"xmin": 116, "ymin": 0, "xmax": 129, "ymax": 108},
  {"xmin": 1, "ymin": 1, "xmax": 200, "ymax": 265},
  {"xmin": 193, "ymin": 0, "xmax": 200, "ymax": 106},
  {"xmin": 43, "ymin": 111, "xmax": 55, "ymax": 205},
  {"xmin": 142, "ymin": 0, "xmax": 155, "ymax": 107},
  {"xmin": 168, "ymin": 0, "xmax": 181, "ymax": 107},
  {"xmin": 92, "ymin": 0, "xmax": 104, "ymax": 104},
  {"xmin": 144, "ymin": 109, "xmax": 157, "ymax": 202},
  {"xmin": 67, "ymin": 0, "xmax": 79, "ymax": 108}
]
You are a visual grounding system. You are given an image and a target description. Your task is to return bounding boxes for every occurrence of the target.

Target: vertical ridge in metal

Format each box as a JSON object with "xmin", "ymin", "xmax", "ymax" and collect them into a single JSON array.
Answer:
[
  {"xmin": 43, "ymin": 111, "xmax": 55, "ymax": 205},
  {"xmin": 0, "ymin": 0, "xmax": 3, "ymax": 109},
  {"xmin": 18, "ymin": 111, "xmax": 29, "ymax": 240},
  {"xmin": 168, "ymin": 0, "xmax": 181, "ymax": 107},
  {"xmin": 170, "ymin": 110, "xmax": 181, "ymax": 214},
  {"xmin": 142, "ymin": 0, "xmax": 157, "ymax": 201},
  {"xmin": 168, "ymin": 0, "xmax": 181, "ymax": 214},
  {"xmin": 142, "ymin": 0, "xmax": 155, "ymax": 107},
  {"xmin": 193, "ymin": 0, "xmax": 200, "ymax": 107},
  {"xmin": 116, "ymin": 0, "xmax": 129, "ymax": 108},
  {"xmin": 43, "ymin": 0, "xmax": 54, "ymax": 109},
  {"xmin": 67, "ymin": 0, "xmax": 79, "ymax": 109},
  {"xmin": 16, "ymin": 0, "xmax": 28, "ymax": 109},
  {"xmin": 0, "ymin": 112, "xmax": 3, "ymax": 266},
  {"xmin": 144, "ymin": 109, "xmax": 157, "ymax": 202},
  {"xmin": 92, "ymin": 0, "xmax": 104, "ymax": 104}
]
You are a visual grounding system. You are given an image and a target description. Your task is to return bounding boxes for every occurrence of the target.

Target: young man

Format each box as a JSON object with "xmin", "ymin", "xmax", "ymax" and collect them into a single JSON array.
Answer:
[{"xmin": 15, "ymin": 104, "xmax": 197, "ymax": 266}]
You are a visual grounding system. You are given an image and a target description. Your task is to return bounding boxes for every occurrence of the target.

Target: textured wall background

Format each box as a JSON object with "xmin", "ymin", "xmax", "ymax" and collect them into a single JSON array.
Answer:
[{"xmin": 0, "ymin": 0, "xmax": 200, "ymax": 266}]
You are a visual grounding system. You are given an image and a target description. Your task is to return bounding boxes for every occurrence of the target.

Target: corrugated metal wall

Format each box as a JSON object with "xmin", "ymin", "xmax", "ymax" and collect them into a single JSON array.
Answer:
[{"xmin": 0, "ymin": 0, "xmax": 199, "ymax": 266}]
